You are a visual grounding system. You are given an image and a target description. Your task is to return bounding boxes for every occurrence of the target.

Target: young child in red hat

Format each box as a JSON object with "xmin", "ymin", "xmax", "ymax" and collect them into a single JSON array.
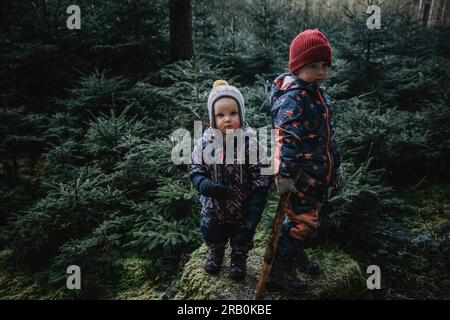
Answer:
[{"xmin": 268, "ymin": 29, "xmax": 343, "ymax": 292}]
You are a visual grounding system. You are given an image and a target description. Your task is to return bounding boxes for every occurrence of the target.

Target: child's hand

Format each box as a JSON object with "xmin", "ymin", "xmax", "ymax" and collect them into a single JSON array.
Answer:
[
  {"xmin": 275, "ymin": 177, "xmax": 299, "ymax": 195},
  {"xmin": 199, "ymin": 178, "xmax": 228, "ymax": 200}
]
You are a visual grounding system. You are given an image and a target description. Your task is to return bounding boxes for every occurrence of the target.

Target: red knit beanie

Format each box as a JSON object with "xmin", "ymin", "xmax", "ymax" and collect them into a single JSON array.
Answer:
[{"xmin": 289, "ymin": 29, "xmax": 332, "ymax": 74}]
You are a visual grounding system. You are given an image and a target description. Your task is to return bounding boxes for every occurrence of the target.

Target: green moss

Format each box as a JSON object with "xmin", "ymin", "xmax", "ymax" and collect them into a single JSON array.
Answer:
[
  {"xmin": 0, "ymin": 250, "xmax": 167, "ymax": 300},
  {"xmin": 175, "ymin": 245, "xmax": 218, "ymax": 300},
  {"xmin": 0, "ymin": 250, "xmax": 64, "ymax": 300},
  {"xmin": 112, "ymin": 258, "xmax": 166, "ymax": 300},
  {"xmin": 175, "ymin": 234, "xmax": 365, "ymax": 300},
  {"xmin": 396, "ymin": 182, "xmax": 450, "ymax": 243}
]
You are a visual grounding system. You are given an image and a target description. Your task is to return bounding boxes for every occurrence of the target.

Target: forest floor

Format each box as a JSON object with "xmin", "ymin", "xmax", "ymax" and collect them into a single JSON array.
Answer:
[{"xmin": 0, "ymin": 182, "xmax": 449, "ymax": 300}]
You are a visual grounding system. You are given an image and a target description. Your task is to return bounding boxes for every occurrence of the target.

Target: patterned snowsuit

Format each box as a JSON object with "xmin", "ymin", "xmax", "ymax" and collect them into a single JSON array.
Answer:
[
  {"xmin": 270, "ymin": 73, "xmax": 341, "ymax": 256},
  {"xmin": 189, "ymin": 123, "xmax": 272, "ymax": 253}
]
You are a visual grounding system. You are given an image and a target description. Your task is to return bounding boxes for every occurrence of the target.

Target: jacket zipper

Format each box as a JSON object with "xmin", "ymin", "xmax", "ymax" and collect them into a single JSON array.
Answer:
[
  {"xmin": 221, "ymin": 144, "xmax": 227, "ymax": 218},
  {"xmin": 317, "ymin": 89, "xmax": 333, "ymax": 187}
]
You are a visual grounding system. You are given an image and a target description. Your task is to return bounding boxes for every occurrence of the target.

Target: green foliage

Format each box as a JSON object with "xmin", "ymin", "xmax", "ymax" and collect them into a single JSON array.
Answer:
[
  {"xmin": 240, "ymin": 75, "xmax": 273, "ymax": 127},
  {"xmin": 125, "ymin": 199, "xmax": 201, "ymax": 280},
  {"xmin": 381, "ymin": 56, "xmax": 449, "ymax": 109},
  {"xmin": 1, "ymin": 0, "xmax": 449, "ymax": 299},
  {"xmin": 335, "ymin": 96, "xmax": 450, "ymax": 183},
  {"xmin": 57, "ymin": 69, "xmax": 130, "ymax": 123},
  {"xmin": 322, "ymin": 158, "xmax": 401, "ymax": 241},
  {"xmin": 8, "ymin": 171, "xmax": 127, "ymax": 263},
  {"xmin": 0, "ymin": 106, "xmax": 47, "ymax": 177},
  {"xmin": 112, "ymin": 138, "xmax": 175, "ymax": 196},
  {"xmin": 2, "ymin": 55, "xmax": 218, "ymax": 298},
  {"xmin": 47, "ymin": 214, "xmax": 136, "ymax": 297},
  {"xmin": 126, "ymin": 58, "xmax": 223, "ymax": 137},
  {"xmin": 83, "ymin": 105, "xmax": 148, "ymax": 170}
]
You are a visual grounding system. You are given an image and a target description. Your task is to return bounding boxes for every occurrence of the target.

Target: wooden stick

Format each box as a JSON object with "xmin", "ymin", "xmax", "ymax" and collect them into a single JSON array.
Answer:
[{"xmin": 254, "ymin": 192, "xmax": 291, "ymax": 300}]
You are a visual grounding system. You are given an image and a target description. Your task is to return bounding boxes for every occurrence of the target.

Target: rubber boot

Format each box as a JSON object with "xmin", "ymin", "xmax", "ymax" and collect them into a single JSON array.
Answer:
[
  {"xmin": 204, "ymin": 243, "xmax": 225, "ymax": 275},
  {"xmin": 267, "ymin": 254, "xmax": 308, "ymax": 293},
  {"xmin": 295, "ymin": 241, "xmax": 320, "ymax": 275},
  {"xmin": 229, "ymin": 244, "xmax": 250, "ymax": 281}
]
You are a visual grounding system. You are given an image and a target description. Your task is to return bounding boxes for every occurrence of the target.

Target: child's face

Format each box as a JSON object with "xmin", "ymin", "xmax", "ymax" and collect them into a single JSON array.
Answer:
[
  {"xmin": 214, "ymin": 97, "xmax": 241, "ymax": 134},
  {"xmin": 296, "ymin": 61, "xmax": 329, "ymax": 85}
]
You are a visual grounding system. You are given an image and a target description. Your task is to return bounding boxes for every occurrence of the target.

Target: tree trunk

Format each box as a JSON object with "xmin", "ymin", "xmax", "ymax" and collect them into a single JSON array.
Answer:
[
  {"xmin": 429, "ymin": 0, "xmax": 447, "ymax": 26},
  {"xmin": 418, "ymin": 0, "xmax": 447, "ymax": 26},
  {"xmin": 169, "ymin": 0, "xmax": 195, "ymax": 62}
]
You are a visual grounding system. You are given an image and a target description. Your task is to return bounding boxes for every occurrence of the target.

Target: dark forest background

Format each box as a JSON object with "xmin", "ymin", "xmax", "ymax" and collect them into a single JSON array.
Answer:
[{"xmin": 0, "ymin": 0, "xmax": 449, "ymax": 299}]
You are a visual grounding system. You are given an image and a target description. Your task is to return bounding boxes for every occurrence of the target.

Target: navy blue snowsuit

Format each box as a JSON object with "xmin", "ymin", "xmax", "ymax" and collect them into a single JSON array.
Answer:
[
  {"xmin": 270, "ymin": 73, "xmax": 341, "ymax": 256},
  {"xmin": 189, "ymin": 124, "xmax": 272, "ymax": 253}
]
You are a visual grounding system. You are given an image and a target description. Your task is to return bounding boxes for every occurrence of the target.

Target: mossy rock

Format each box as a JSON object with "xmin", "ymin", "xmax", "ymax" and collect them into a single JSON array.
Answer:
[{"xmin": 175, "ymin": 234, "xmax": 365, "ymax": 300}]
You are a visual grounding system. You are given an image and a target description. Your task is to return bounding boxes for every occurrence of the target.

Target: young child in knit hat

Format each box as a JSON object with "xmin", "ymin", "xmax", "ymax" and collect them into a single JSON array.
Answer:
[
  {"xmin": 268, "ymin": 29, "xmax": 343, "ymax": 292},
  {"xmin": 189, "ymin": 80, "xmax": 272, "ymax": 281}
]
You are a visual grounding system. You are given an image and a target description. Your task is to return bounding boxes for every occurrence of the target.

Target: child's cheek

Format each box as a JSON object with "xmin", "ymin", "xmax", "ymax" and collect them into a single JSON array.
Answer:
[{"xmin": 235, "ymin": 118, "xmax": 241, "ymax": 129}]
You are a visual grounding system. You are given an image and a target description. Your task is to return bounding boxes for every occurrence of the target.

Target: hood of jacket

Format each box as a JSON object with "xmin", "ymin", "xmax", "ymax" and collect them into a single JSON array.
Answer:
[{"xmin": 270, "ymin": 72, "xmax": 327, "ymax": 106}]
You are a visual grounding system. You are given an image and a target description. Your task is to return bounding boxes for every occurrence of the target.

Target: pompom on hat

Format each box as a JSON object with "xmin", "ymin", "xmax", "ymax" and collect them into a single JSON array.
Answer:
[
  {"xmin": 207, "ymin": 80, "xmax": 245, "ymax": 128},
  {"xmin": 289, "ymin": 29, "xmax": 332, "ymax": 74}
]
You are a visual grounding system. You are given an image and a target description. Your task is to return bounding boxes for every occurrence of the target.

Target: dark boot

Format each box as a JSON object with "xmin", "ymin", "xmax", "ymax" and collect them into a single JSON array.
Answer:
[
  {"xmin": 229, "ymin": 245, "xmax": 249, "ymax": 281},
  {"xmin": 295, "ymin": 242, "xmax": 320, "ymax": 275},
  {"xmin": 267, "ymin": 254, "xmax": 307, "ymax": 293},
  {"xmin": 204, "ymin": 243, "xmax": 225, "ymax": 275}
]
